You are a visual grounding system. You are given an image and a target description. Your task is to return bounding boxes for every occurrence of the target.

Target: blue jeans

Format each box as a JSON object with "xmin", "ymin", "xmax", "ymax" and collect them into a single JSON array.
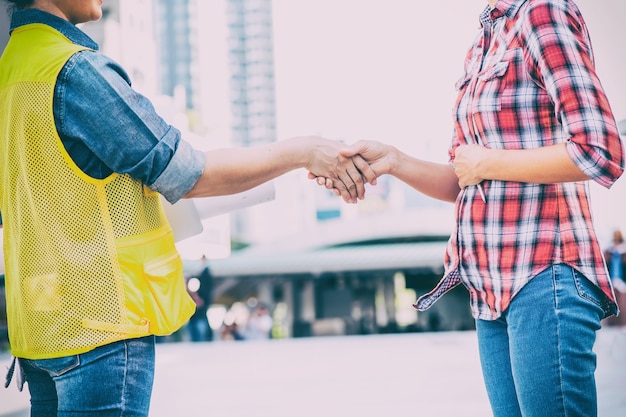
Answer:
[
  {"xmin": 20, "ymin": 336, "xmax": 155, "ymax": 416},
  {"xmin": 476, "ymin": 264, "xmax": 605, "ymax": 417}
]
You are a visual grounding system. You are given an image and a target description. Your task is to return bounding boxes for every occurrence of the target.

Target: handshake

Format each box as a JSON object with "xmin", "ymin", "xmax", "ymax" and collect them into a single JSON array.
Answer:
[{"xmin": 299, "ymin": 136, "xmax": 392, "ymax": 204}]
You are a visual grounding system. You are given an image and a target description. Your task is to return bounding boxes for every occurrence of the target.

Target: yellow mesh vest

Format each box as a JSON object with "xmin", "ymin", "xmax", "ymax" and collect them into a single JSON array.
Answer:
[{"xmin": 0, "ymin": 24, "xmax": 195, "ymax": 359}]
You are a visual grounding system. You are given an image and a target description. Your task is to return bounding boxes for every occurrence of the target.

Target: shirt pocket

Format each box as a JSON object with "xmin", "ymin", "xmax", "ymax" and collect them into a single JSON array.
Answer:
[
  {"xmin": 476, "ymin": 47, "xmax": 527, "ymax": 112},
  {"xmin": 474, "ymin": 60, "xmax": 510, "ymax": 112}
]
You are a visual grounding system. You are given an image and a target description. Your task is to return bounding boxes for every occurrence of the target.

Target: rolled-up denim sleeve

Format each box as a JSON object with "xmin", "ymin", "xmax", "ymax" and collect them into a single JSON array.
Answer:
[
  {"xmin": 149, "ymin": 140, "xmax": 205, "ymax": 204},
  {"xmin": 55, "ymin": 51, "xmax": 205, "ymax": 201}
]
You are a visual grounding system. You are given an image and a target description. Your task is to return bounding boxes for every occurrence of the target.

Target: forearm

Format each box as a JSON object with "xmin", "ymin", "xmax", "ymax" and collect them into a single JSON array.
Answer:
[
  {"xmin": 480, "ymin": 143, "xmax": 589, "ymax": 184},
  {"xmin": 184, "ymin": 140, "xmax": 305, "ymax": 198},
  {"xmin": 389, "ymin": 147, "xmax": 461, "ymax": 203}
]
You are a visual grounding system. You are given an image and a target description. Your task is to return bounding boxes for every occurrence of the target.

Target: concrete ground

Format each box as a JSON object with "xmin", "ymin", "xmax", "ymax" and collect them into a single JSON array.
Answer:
[{"xmin": 1, "ymin": 328, "xmax": 625, "ymax": 417}]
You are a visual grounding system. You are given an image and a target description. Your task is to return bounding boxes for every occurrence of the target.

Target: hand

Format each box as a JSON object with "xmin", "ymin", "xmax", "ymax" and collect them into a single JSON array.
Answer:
[
  {"xmin": 308, "ymin": 173, "xmax": 339, "ymax": 195},
  {"xmin": 452, "ymin": 144, "xmax": 488, "ymax": 188},
  {"xmin": 340, "ymin": 140, "xmax": 395, "ymax": 177},
  {"xmin": 304, "ymin": 137, "xmax": 377, "ymax": 203},
  {"xmin": 309, "ymin": 140, "xmax": 391, "ymax": 195}
]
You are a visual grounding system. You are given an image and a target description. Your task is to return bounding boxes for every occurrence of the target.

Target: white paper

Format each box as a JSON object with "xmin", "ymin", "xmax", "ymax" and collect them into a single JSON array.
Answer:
[
  {"xmin": 161, "ymin": 197, "xmax": 204, "ymax": 242},
  {"xmin": 194, "ymin": 180, "xmax": 276, "ymax": 219},
  {"xmin": 161, "ymin": 181, "xmax": 276, "ymax": 242}
]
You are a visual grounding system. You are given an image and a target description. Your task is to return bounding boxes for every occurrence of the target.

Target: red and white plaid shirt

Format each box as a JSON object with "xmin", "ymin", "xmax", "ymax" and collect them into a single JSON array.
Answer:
[{"xmin": 415, "ymin": 0, "xmax": 625, "ymax": 320}]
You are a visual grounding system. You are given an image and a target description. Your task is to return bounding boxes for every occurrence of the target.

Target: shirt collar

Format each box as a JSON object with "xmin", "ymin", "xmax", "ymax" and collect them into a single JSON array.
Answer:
[
  {"xmin": 481, "ymin": 0, "xmax": 528, "ymax": 26},
  {"xmin": 10, "ymin": 9, "xmax": 99, "ymax": 50}
]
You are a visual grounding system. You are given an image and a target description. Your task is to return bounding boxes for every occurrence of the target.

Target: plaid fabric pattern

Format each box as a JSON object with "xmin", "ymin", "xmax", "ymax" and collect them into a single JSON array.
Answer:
[{"xmin": 415, "ymin": 0, "xmax": 624, "ymax": 320}]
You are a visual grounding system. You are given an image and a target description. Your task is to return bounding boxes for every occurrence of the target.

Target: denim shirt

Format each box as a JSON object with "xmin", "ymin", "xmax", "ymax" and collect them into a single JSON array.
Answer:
[{"xmin": 8, "ymin": 10, "xmax": 205, "ymax": 204}]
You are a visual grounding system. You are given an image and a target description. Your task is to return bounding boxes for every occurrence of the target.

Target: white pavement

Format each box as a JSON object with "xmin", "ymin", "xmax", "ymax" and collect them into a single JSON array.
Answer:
[{"xmin": 1, "ymin": 328, "xmax": 625, "ymax": 417}]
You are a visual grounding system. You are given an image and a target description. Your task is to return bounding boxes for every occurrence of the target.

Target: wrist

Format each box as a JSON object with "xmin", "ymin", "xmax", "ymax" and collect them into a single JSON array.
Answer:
[
  {"xmin": 388, "ymin": 145, "xmax": 404, "ymax": 177},
  {"xmin": 283, "ymin": 136, "xmax": 311, "ymax": 169},
  {"xmin": 479, "ymin": 147, "xmax": 498, "ymax": 181}
]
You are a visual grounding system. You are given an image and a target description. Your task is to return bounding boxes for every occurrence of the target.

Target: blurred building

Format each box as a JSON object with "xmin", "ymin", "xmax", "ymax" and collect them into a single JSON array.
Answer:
[
  {"xmin": 223, "ymin": 0, "xmax": 283, "ymax": 243},
  {"xmin": 226, "ymin": 0, "xmax": 277, "ymax": 148},
  {"xmin": 154, "ymin": 0, "xmax": 195, "ymax": 108}
]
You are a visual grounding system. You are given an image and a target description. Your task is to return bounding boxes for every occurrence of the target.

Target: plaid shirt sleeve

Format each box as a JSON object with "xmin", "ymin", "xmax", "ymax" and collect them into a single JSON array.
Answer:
[{"xmin": 519, "ymin": 0, "xmax": 625, "ymax": 188}]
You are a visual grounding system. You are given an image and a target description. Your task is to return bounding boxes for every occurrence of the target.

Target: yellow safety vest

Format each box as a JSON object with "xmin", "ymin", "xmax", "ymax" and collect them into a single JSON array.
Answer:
[{"xmin": 0, "ymin": 23, "xmax": 195, "ymax": 359}]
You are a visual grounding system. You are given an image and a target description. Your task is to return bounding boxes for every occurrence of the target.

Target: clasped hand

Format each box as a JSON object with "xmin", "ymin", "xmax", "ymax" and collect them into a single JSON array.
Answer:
[
  {"xmin": 451, "ymin": 143, "xmax": 487, "ymax": 189},
  {"xmin": 308, "ymin": 140, "xmax": 391, "ymax": 201},
  {"xmin": 305, "ymin": 138, "xmax": 378, "ymax": 204}
]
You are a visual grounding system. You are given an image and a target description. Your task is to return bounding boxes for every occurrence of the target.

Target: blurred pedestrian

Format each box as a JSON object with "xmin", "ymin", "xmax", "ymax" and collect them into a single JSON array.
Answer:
[
  {"xmin": 244, "ymin": 304, "xmax": 273, "ymax": 340},
  {"xmin": 603, "ymin": 229, "xmax": 626, "ymax": 327},
  {"xmin": 186, "ymin": 258, "xmax": 214, "ymax": 342},
  {"xmin": 0, "ymin": 1, "xmax": 376, "ymax": 415},
  {"xmin": 221, "ymin": 323, "xmax": 244, "ymax": 341},
  {"xmin": 314, "ymin": 0, "xmax": 624, "ymax": 415},
  {"xmin": 604, "ymin": 229, "xmax": 626, "ymax": 292}
]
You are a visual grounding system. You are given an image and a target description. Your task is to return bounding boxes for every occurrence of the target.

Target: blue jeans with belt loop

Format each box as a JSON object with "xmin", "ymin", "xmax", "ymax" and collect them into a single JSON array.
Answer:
[
  {"xmin": 19, "ymin": 335, "xmax": 155, "ymax": 416},
  {"xmin": 476, "ymin": 264, "xmax": 605, "ymax": 417}
]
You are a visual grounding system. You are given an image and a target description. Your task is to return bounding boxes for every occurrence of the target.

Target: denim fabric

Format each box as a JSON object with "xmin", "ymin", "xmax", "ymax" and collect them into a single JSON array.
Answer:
[
  {"xmin": 475, "ymin": 264, "xmax": 604, "ymax": 417},
  {"xmin": 20, "ymin": 336, "xmax": 156, "ymax": 417},
  {"xmin": 10, "ymin": 10, "xmax": 205, "ymax": 204}
]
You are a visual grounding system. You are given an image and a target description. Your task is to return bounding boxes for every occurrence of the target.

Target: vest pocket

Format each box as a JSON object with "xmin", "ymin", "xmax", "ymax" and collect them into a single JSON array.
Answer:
[{"xmin": 116, "ymin": 226, "xmax": 195, "ymax": 336}]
